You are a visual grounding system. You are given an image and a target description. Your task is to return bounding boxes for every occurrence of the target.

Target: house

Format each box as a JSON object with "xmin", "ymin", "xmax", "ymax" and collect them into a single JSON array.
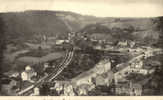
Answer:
[
  {"xmin": 48, "ymin": 59, "xmax": 112, "ymax": 96},
  {"xmin": 114, "ymin": 60, "xmax": 147, "ymax": 84},
  {"xmin": 44, "ymin": 63, "xmax": 49, "ymax": 69},
  {"xmin": 130, "ymin": 83, "xmax": 142, "ymax": 96},
  {"xmin": 94, "ymin": 70, "xmax": 114, "ymax": 87},
  {"xmin": 104, "ymin": 45, "xmax": 114, "ymax": 50},
  {"xmin": 75, "ymin": 84, "xmax": 94, "ymax": 96},
  {"xmin": 55, "ymin": 40, "xmax": 65, "ymax": 45},
  {"xmin": 68, "ymin": 32, "xmax": 75, "ymax": 40},
  {"xmin": 53, "ymin": 82, "xmax": 64, "ymax": 95},
  {"xmin": 128, "ymin": 41, "xmax": 136, "ymax": 48},
  {"xmin": 130, "ymin": 61, "xmax": 143, "ymax": 69},
  {"xmin": 30, "ymin": 87, "xmax": 40, "ymax": 96},
  {"xmin": 55, "ymin": 39, "xmax": 69, "ymax": 45},
  {"xmin": 115, "ymin": 81, "xmax": 142, "ymax": 96},
  {"xmin": 50, "ymin": 81, "xmax": 76, "ymax": 96},
  {"xmin": 130, "ymin": 69, "xmax": 148, "ymax": 75},
  {"xmin": 130, "ymin": 61, "xmax": 155, "ymax": 75},
  {"xmin": 4, "ymin": 71, "xmax": 19, "ymax": 78},
  {"xmin": 115, "ymin": 81, "xmax": 130, "ymax": 95},
  {"xmin": 114, "ymin": 63, "xmax": 131, "ymax": 84},
  {"xmin": 70, "ymin": 59, "xmax": 111, "ymax": 95},
  {"xmin": 71, "ymin": 59, "xmax": 111, "ymax": 86},
  {"xmin": 51, "ymin": 81, "xmax": 71, "ymax": 95},
  {"xmin": 94, "ymin": 75, "xmax": 105, "ymax": 86},
  {"xmin": 71, "ymin": 69, "xmax": 96, "ymax": 86},
  {"xmin": 145, "ymin": 51, "xmax": 153, "ymax": 57},
  {"xmin": 117, "ymin": 40, "xmax": 128, "ymax": 47},
  {"xmin": 21, "ymin": 65, "xmax": 37, "ymax": 83},
  {"xmin": 96, "ymin": 59, "xmax": 112, "ymax": 74},
  {"xmin": 1, "ymin": 79, "xmax": 18, "ymax": 95},
  {"xmin": 63, "ymin": 84, "xmax": 75, "ymax": 96},
  {"xmin": 135, "ymin": 48, "xmax": 144, "ymax": 53},
  {"xmin": 93, "ymin": 45, "xmax": 103, "ymax": 50},
  {"xmin": 114, "ymin": 58, "xmax": 154, "ymax": 85}
]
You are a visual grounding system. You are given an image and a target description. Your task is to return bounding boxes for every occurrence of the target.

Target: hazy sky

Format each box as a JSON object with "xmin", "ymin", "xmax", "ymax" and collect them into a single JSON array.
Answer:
[{"xmin": 0, "ymin": 0, "xmax": 163, "ymax": 17}]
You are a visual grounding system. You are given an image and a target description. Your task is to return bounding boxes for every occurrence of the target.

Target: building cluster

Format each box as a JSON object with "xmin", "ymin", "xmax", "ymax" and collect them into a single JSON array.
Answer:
[
  {"xmin": 77, "ymin": 33, "xmax": 136, "ymax": 51},
  {"xmin": 46, "ymin": 59, "xmax": 113, "ymax": 96},
  {"xmin": 115, "ymin": 81, "xmax": 142, "ymax": 96},
  {"xmin": 54, "ymin": 32, "xmax": 77, "ymax": 45},
  {"xmin": 30, "ymin": 47, "xmax": 156, "ymax": 96},
  {"xmin": 113, "ymin": 52, "xmax": 156, "ymax": 95},
  {"xmin": 117, "ymin": 40, "xmax": 136, "ymax": 48},
  {"xmin": 115, "ymin": 59, "xmax": 155, "ymax": 82},
  {"xmin": 2, "ymin": 65, "xmax": 38, "ymax": 95}
]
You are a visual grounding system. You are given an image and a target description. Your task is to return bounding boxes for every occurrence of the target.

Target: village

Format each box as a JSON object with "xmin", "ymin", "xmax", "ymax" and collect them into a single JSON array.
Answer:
[{"xmin": 1, "ymin": 31, "xmax": 162, "ymax": 96}]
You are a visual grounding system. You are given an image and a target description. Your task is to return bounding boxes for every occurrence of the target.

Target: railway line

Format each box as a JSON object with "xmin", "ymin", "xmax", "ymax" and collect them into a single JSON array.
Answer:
[{"xmin": 17, "ymin": 46, "xmax": 74, "ymax": 96}]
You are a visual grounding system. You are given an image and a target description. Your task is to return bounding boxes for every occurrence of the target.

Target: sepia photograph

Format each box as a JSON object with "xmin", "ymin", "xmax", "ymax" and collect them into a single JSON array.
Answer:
[{"xmin": 0, "ymin": 0, "xmax": 163, "ymax": 97}]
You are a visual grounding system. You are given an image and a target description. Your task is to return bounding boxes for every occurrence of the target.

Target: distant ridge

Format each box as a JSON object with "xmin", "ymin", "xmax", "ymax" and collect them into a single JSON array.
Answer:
[{"xmin": 0, "ymin": 10, "xmax": 162, "ymax": 45}]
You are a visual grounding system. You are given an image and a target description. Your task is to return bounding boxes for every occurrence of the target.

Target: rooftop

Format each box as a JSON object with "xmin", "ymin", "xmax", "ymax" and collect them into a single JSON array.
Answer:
[{"xmin": 71, "ymin": 59, "xmax": 111, "ymax": 82}]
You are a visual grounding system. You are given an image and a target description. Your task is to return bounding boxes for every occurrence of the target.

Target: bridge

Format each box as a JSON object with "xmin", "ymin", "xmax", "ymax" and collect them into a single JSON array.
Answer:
[{"xmin": 17, "ymin": 46, "xmax": 75, "ymax": 96}]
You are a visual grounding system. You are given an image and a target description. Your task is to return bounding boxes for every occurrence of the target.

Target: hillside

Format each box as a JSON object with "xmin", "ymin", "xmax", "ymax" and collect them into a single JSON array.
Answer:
[
  {"xmin": 0, "ymin": 10, "xmax": 162, "ymax": 45},
  {"xmin": 1, "ymin": 11, "xmax": 69, "ymax": 41},
  {"xmin": 79, "ymin": 17, "xmax": 161, "ymax": 44}
]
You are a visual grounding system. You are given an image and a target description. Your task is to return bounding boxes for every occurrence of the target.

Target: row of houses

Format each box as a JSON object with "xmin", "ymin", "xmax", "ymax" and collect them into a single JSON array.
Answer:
[
  {"xmin": 114, "ymin": 59, "xmax": 155, "ymax": 84},
  {"xmin": 117, "ymin": 40, "xmax": 136, "ymax": 48},
  {"xmin": 113, "ymin": 50, "xmax": 156, "ymax": 96},
  {"xmin": 115, "ymin": 81, "xmax": 142, "ymax": 96},
  {"xmin": 115, "ymin": 76, "xmax": 152, "ymax": 96},
  {"xmin": 44, "ymin": 48, "xmax": 155, "ymax": 96},
  {"xmin": 47, "ymin": 58, "xmax": 114, "ymax": 96},
  {"xmin": 3, "ymin": 62, "xmax": 53, "ymax": 95},
  {"xmin": 49, "ymin": 55, "xmax": 152, "ymax": 96}
]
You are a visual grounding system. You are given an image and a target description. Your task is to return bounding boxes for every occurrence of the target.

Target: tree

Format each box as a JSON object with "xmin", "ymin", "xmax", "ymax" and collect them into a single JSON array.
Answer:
[
  {"xmin": 152, "ymin": 17, "xmax": 163, "ymax": 95},
  {"xmin": 0, "ymin": 14, "xmax": 6, "ymax": 94}
]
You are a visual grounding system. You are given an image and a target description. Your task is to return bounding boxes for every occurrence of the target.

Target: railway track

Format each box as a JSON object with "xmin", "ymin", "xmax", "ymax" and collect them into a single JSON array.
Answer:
[{"xmin": 18, "ymin": 47, "xmax": 74, "ymax": 96}]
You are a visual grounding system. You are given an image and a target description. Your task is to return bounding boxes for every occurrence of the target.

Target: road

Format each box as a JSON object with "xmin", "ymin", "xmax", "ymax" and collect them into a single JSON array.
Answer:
[{"xmin": 114, "ymin": 47, "xmax": 162, "ymax": 74}]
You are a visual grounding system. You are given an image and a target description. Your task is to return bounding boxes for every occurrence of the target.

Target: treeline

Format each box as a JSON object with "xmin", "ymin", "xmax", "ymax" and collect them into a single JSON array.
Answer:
[
  {"xmin": 0, "ymin": 14, "xmax": 7, "ymax": 95},
  {"xmin": 153, "ymin": 17, "xmax": 163, "ymax": 95}
]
